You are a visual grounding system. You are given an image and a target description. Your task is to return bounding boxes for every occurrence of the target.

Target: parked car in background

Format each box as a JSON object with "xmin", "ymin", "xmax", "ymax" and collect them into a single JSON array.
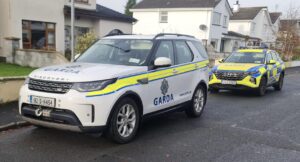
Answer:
[
  {"xmin": 209, "ymin": 49, "xmax": 285, "ymax": 96},
  {"xmin": 19, "ymin": 33, "xmax": 209, "ymax": 143}
]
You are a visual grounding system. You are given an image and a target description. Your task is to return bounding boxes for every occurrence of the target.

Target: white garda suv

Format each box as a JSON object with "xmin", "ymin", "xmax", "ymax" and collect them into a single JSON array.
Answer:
[{"xmin": 19, "ymin": 33, "xmax": 209, "ymax": 143}]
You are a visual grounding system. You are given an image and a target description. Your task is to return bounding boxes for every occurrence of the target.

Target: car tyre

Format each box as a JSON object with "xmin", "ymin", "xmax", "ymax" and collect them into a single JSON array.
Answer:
[
  {"xmin": 186, "ymin": 85, "xmax": 207, "ymax": 118},
  {"xmin": 256, "ymin": 76, "xmax": 267, "ymax": 96},
  {"xmin": 106, "ymin": 97, "xmax": 140, "ymax": 144},
  {"xmin": 273, "ymin": 73, "xmax": 284, "ymax": 91}
]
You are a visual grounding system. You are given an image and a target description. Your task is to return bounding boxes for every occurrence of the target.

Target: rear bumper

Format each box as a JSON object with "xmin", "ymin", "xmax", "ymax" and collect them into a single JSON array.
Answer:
[{"xmin": 21, "ymin": 105, "xmax": 105, "ymax": 133}]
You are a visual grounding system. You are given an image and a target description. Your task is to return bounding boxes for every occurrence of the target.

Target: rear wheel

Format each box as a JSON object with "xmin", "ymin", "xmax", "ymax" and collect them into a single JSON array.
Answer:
[
  {"xmin": 186, "ymin": 85, "xmax": 207, "ymax": 118},
  {"xmin": 106, "ymin": 98, "xmax": 140, "ymax": 144},
  {"xmin": 256, "ymin": 76, "xmax": 267, "ymax": 96},
  {"xmin": 273, "ymin": 73, "xmax": 284, "ymax": 91}
]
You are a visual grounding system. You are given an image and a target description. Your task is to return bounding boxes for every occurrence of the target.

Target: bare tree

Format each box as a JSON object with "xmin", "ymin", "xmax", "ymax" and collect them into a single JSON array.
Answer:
[{"xmin": 277, "ymin": 3, "xmax": 300, "ymax": 60}]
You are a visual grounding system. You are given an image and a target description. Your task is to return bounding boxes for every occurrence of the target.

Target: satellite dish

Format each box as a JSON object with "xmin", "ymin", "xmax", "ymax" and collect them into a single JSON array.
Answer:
[{"xmin": 199, "ymin": 24, "xmax": 207, "ymax": 31}]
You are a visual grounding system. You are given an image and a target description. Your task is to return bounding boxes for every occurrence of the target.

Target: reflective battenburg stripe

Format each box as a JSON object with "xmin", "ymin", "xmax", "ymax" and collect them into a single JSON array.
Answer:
[{"xmin": 86, "ymin": 60, "xmax": 209, "ymax": 97}]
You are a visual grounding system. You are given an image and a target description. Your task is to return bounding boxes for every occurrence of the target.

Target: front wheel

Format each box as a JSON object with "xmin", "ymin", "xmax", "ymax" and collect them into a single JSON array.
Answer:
[
  {"xmin": 256, "ymin": 76, "xmax": 267, "ymax": 96},
  {"xmin": 105, "ymin": 98, "xmax": 140, "ymax": 144},
  {"xmin": 273, "ymin": 73, "xmax": 284, "ymax": 91},
  {"xmin": 186, "ymin": 85, "xmax": 207, "ymax": 118}
]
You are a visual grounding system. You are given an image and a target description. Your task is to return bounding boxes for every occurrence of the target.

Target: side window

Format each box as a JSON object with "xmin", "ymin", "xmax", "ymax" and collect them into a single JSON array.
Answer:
[
  {"xmin": 174, "ymin": 41, "xmax": 193, "ymax": 65},
  {"xmin": 188, "ymin": 41, "xmax": 208, "ymax": 60},
  {"xmin": 266, "ymin": 53, "xmax": 272, "ymax": 63},
  {"xmin": 271, "ymin": 52, "xmax": 277, "ymax": 61},
  {"xmin": 154, "ymin": 41, "xmax": 175, "ymax": 65}
]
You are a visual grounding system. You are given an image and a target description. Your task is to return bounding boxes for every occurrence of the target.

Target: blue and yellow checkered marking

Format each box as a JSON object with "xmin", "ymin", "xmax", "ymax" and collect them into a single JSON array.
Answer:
[{"xmin": 86, "ymin": 60, "xmax": 209, "ymax": 97}]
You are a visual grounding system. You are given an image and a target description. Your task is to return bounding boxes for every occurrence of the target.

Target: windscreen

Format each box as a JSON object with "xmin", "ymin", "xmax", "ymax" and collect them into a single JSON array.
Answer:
[
  {"xmin": 76, "ymin": 39, "xmax": 154, "ymax": 66},
  {"xmin": 225, "ymin": 52, "xmax": 265, "ymax": 64}
]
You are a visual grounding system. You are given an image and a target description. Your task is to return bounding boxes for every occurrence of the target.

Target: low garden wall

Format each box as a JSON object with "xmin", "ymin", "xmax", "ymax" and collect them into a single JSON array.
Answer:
[
  {"xmin": 0, "ymin": 77, "xmax": 25, "ymax": 104},
  {"xmin": 14, "ymin": 49, "xmax": 69, "ymax": 68}
]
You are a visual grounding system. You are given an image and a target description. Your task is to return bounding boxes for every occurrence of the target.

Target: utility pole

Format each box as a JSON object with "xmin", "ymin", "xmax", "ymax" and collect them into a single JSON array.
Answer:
[{"xmin": 71, "ymin": 0, "xmax": 75, "ymax": 62}]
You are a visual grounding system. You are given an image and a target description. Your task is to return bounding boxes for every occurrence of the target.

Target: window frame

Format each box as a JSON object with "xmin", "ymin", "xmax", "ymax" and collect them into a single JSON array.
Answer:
[
  {"xmin": 223, "ymin": 15, "xmax": 228, "ymax": 27},
  {"xmin": 159, "ymin": 11, "xmax": 168, "ymax": 23},
  {"xmin": 22, "ymin": 20, "xmax": 56, "ymax": 51},
  {"xmin": 75, "ymin": 0, "xmax": 89, "ymax": 4},
  {"xmin": 212, "ymin": 12, "xmax": 222, "ymax": 26}
]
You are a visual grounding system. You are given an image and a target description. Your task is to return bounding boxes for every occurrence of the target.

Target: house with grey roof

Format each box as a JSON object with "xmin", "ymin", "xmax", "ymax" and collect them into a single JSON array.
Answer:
[
  {"xmin": 130, "ymin": 0, "xmax": 233, "ymax": 52},
  {"xmin": 0, "ymin": 0, "xmax": 135, "ymax": 64},
  {"xmin": 228, "ymin": 2, "xmax": 277, "ymax": 46}
]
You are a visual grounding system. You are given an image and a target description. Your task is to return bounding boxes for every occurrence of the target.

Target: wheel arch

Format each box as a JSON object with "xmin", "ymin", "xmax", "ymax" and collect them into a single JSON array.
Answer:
[{"xmin": 106, "ymin": 91, "xmax": 144, "ymax": 126}]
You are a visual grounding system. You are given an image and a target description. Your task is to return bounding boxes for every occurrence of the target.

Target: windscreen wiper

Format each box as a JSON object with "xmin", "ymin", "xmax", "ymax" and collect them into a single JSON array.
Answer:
[{"xmin": 102, "ymin": 44, "xmax": 131, "ymax": 52}]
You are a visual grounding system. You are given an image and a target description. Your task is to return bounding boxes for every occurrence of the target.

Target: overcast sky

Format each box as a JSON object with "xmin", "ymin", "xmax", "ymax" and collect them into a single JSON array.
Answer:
[{"xmin": 97, "ymin": 0, "xmax": 300, "ymax": 16}]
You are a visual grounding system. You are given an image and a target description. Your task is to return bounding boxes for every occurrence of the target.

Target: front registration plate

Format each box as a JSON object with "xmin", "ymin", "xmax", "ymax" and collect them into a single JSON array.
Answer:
[
  {"xmin": 221, "ymin": 80, "xmax": 237, "ymax": 85},
  {"xmin": 30, "ymin": 96, "xmax": 56, "ymax": 108}
]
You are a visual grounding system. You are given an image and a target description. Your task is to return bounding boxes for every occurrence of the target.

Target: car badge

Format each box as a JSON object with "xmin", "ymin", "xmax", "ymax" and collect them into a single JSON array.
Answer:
[{"xmin": 160, "ymin": 79, "xmax": 169, "ymax": 96}]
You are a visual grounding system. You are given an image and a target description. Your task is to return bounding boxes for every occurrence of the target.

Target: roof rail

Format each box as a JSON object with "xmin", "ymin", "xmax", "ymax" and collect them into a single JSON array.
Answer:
[{"xmin": 153, "ymin": 33, "xmax": 195, "ymax": 39}]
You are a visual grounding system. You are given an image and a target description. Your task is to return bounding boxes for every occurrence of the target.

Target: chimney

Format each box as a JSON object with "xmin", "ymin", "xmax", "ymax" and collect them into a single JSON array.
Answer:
[{"xmin": 233, "ymin": 0, "xmax": 240, "ymax": 13}]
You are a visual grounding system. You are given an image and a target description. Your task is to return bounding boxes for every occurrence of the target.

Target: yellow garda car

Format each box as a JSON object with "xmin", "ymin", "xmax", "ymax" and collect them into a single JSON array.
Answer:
[{"xmin": 209, "ymin": 49, "xmax": 285, "ymax": 96}]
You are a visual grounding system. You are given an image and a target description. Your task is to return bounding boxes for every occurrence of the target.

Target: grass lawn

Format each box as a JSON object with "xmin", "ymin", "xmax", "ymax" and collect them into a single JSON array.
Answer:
[{"xmin": 0, "ymin": 63, "xmax": 36, "ymax": 77}]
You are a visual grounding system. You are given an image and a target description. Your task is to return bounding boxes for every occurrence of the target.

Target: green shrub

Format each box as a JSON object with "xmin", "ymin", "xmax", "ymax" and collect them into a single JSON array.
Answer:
[{"xmin": 75, "ymin": 32, "xmax": 97, "ymax": 55}]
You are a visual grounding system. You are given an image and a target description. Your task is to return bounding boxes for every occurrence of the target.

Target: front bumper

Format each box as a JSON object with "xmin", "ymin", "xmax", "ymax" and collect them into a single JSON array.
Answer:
[
  {"xmin": 21, "ymin": 104, "xmax": 105, "ymax": 133},
  {"xmin": 209, "ymin": 74, "xmax": 262, "ymax": 89},
  {"xmin": 19, "ymin": 84, "xmax": 119, "ymax": 131}
]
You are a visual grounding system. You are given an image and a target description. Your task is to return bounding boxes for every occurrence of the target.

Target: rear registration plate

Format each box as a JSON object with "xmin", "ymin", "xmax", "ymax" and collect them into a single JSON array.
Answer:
[
  {"xmin": 30, "ymin": 96, "xmax": 56, "ymax": 108},
  {"xmin": 221, "ymin": 80, "xmax": 237, "ymax": 85}
]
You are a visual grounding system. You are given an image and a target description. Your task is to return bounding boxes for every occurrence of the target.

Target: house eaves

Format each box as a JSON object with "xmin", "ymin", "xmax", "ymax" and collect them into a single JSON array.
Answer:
[
  {"xmin": 64, "ymin": 5, "xmax": 136, "ymax": 23},
  {"xmin": 133, "ymin": 0, "xmax": 222, "ymax": 9}
]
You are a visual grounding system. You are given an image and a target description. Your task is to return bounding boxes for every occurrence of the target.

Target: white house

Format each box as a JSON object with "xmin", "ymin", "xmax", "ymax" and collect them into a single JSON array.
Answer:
[
  {"xmin": 228, "ymin": 4, "xmax": 275, "ymax": 46},
  {"xmin": 130, "ymin": 0, "xmax": 233, "ymax": 52},
  {"xmin": 0, "ymin": 0, "xmax": 135, "ymax": 63},
  {"xmin": 269, "ymin": 12, "xmax": 282, "ymax": 38}
]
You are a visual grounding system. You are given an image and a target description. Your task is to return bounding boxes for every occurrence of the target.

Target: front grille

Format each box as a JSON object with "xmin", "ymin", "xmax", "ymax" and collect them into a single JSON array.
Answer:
[
  {"xmin": 215, "ymin": 71, "xmax": 247, "ymax": 81},
  {"xmin": 29, "ymin": 79, "xmax": 73, "ymax": 94}
]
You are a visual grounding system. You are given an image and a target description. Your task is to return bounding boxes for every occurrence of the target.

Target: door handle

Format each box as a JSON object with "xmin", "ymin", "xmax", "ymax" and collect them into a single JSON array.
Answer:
[{"xmin": 137, "ymin": 78, "xmax": 149, "ymax": 84}]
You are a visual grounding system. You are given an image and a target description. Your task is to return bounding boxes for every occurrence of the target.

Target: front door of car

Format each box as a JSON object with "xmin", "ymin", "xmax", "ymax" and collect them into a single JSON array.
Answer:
[
  {"xmin": 271, "ymin": 51, "xmax": 281, "ymax": 81},
  {"xmin": 142, "ymin": 40, "xmax": 178, "ymax": 114},
  {"xmin": 266, "ymin": 52, "xmax": 276, "ymax": 84}
]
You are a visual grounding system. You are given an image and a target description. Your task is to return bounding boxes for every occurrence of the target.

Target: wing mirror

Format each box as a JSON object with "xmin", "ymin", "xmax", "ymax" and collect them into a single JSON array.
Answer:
[
  {"xmin": 268, "ymin": 60, "xmax": 276, "ymax": 65},
  {"xmin": 154, "ymin": 57, "xmax": 172, "ymax": 68},
  {"xmin": 218, "ymin": 59, "xmax": 225, "ymax": 63}
]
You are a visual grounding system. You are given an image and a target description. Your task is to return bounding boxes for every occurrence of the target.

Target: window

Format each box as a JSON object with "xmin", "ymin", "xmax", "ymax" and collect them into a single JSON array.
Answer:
[
  {"xmin": 154, "ymin": 41, "xmax": 174, "ymax": 65},
  {"xmin": 266, "ymin": 53, "xmax": 272, "ymax": 63},
  {"xmin": 188, "ymin": 41, "xmax": 208, "ymax": 60},
  {"xmin": 213, "ymin": 12, "xmax": 221, "ymax": 25},
  {"xmin": 223, "ymin": 15, "xmax": 228, "ymax": 27},
  {"xmin": 22, "ymin": 20, "xmax": 56, "ymax": 50},
  {"xmin": 75, "ymin": 0, "xmax": 89, "ymax": 4},
  {"xmin": 65, "ymin": 26, "xmax": 90, "ymax": 50},
  {"xmin": 159, "ymin": 11, "xmax": 168, "ymax": 23},
  {"xmin": 174, "ymin": 41, "xmax": 193, "ymax": 64},
  {"xmin": 76, "ymin": 39, "xmax": 153, "ymax": 66}
]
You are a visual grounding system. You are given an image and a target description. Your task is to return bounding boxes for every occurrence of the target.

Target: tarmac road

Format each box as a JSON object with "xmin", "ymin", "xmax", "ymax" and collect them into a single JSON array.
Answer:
[{"xmin": 0, "ymin": 68, "xmax": 300, "ymax": 162}]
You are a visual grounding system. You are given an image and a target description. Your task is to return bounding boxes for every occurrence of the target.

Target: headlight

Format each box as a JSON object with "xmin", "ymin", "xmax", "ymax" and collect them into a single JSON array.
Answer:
[
  {"xmin": 24, "ymin": 77, "xmax": 30, "ymax": 85},
  {"xmin": 72, "ymin": 79, "xmax": 117, "ymax": 92}
]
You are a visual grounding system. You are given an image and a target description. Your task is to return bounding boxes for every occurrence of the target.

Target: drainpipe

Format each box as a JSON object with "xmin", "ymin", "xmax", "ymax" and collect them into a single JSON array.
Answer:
[{"xmin": 71, "ymin": 0, "xmax": 75, "ymax": 62}]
